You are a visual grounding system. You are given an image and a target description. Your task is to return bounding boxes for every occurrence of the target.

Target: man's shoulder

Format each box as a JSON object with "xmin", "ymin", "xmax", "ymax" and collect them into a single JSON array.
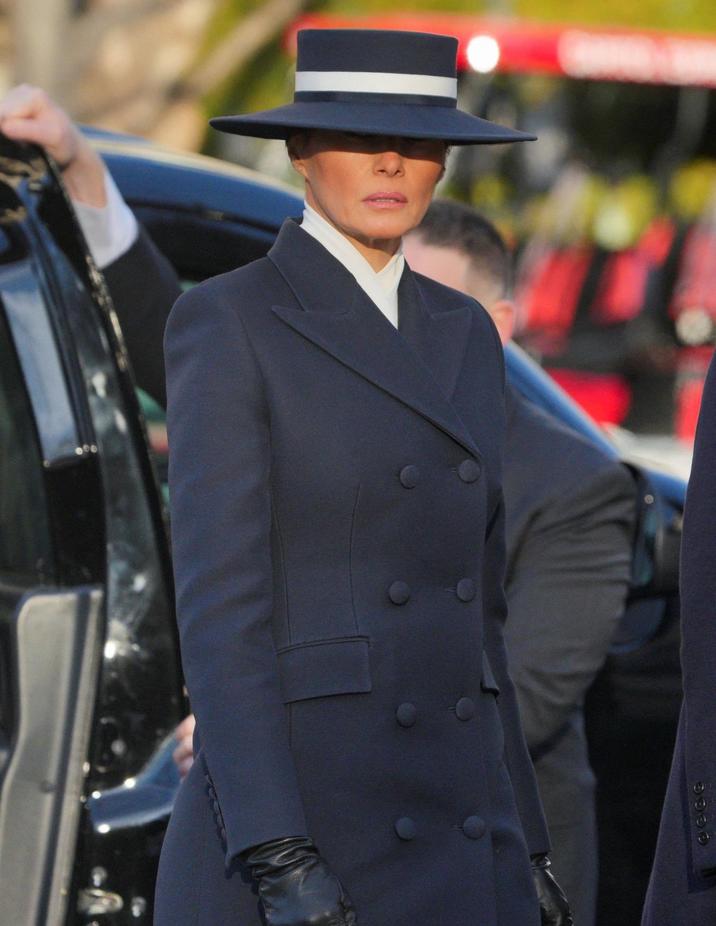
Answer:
[{"xmin": 506, "ymin": 387, "xmax": 631, "ymax": 499}]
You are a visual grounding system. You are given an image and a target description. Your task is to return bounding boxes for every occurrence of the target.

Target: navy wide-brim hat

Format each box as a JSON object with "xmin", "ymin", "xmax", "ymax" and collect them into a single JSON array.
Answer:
[{"xmin": 210, "ymin": 29, "xmax": 535, "ymax": 146}]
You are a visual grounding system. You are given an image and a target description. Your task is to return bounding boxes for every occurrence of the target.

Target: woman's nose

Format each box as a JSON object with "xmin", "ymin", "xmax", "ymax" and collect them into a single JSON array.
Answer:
[{"xmin": 374, "ymin": 148, "xmax": 404, "ymax": 176}]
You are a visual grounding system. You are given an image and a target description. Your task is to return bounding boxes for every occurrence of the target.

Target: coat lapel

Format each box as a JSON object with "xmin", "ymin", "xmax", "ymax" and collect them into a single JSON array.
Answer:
[
  {"xmin": 397, "ymin": 266, "xmax": 472, "ymax": 403},
  {"xmin": 268, "ymin": 220, "xmax": 480, "ymax": 459}
]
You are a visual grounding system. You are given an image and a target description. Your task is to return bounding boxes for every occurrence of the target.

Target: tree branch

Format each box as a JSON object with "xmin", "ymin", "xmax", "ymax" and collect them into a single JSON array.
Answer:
[{"xmin": 179, "ymin": 0, "xmax": 308, "ymax": 99}]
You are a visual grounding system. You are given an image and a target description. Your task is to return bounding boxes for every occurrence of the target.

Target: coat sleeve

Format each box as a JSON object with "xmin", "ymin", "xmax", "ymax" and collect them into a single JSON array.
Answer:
[
  {"xmin": 680, "ymin": 353, "xmax": 716, "ymax": 875},
  {"xmin": 503, "ymin": 463, "xmax": 635, "ymax": 753},
  {"xmin": 164, "ymin": 283, "xmax": 308, "ymax": 865},
  {"xmin": 481, "ymin": 495, "xmax": 551, "ymax": 856},
  {"xmin": 478, "ymin": 319, "xmax": 551, "ymax": 857},
  {"xmin": 103, "ymin": 227, "xmax": 182, "ymax": 410}
]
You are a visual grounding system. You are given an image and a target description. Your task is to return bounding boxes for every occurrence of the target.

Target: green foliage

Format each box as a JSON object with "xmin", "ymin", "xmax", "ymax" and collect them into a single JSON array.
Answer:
[
  {"xmin": 203, "ymin": 36, "xmax": 293, "ymax": 135},
  {"xmin": 328, "ymin": 0, "xmax": 485, "ymax": 10},
  {"xmin": 515, "ymin": 0, "xmax": 716, "ymax": 31},
  {"xmin": 199, "ymin": 0, "xmax": 298, "ymax": 154},
  {"xmin": 197, "ymin": 0, "xmax": 270, "ymax": 62}
]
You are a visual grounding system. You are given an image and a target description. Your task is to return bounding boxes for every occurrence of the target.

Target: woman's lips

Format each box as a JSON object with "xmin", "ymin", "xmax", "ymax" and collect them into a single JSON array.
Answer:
[{"xmin": 363, "ymin": 192, "xmax": 407, "ymax": 208}]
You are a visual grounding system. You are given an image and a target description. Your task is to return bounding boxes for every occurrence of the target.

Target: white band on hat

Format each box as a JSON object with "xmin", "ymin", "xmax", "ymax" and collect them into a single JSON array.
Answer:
[{"xmin": 295, "ymin": 70, "xmax": 458, "ymax": 99}]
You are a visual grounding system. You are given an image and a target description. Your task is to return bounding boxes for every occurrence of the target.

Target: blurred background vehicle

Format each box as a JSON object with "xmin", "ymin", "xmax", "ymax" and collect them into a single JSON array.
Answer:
[{"xmin": 0, "ymin": 130, "xmax": 684, "ymax": 924}]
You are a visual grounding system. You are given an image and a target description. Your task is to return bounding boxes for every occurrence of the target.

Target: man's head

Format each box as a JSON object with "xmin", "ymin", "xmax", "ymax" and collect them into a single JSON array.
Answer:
[{"xmin": 403, "ymin": 199, "xmax": 516, "ymax": 344}]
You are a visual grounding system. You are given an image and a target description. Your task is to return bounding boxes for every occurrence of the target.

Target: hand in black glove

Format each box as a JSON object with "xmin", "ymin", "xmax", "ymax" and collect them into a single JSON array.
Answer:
[
  {"xmin": 241, "ymin": 836, "xmax": 357, "ymax": 926},
  {"xmin": 531, "ymin": 854, "xmax": 573, "ymax": 926}
]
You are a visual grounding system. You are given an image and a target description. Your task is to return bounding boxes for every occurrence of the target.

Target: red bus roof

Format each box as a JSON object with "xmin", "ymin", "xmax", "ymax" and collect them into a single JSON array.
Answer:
[{"xmin": 289, "ymin": 14, "xmax": 716, "ymax": 89}]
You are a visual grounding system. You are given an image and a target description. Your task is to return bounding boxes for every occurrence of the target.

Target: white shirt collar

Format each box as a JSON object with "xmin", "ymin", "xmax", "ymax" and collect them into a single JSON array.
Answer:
[{"xmin": 300, "ymin": 202, "xmax": 404, "ymax": 328}]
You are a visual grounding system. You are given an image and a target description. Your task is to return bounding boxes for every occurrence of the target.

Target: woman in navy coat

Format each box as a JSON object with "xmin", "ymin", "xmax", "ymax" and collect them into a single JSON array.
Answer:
[
  {"xmin": 155, "ymin": 28, "xmax": 570, "ymax": 926},
  {"xmin": 642, "ymin": 351, "xmax": 716, "ymax": 925}
]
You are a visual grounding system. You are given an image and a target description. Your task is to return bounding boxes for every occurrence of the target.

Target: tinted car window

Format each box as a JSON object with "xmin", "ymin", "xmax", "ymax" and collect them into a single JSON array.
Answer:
[
  {"xmin": 134, "ymin": 207, "xmax": 277, "ymax": 282},
  {"xmin": 0, "ymin": 304, "xmax": 52, "ymax": 582}
]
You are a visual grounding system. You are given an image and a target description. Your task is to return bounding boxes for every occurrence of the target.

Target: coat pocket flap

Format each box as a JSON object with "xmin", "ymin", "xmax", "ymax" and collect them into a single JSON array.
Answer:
[
  {"xmin": 277, "ymin": 636, "xmax": 372, "ymax": 704},
  {"xmin": 480, "ymin": 651, "xmax": 500, "ymax": 695}
]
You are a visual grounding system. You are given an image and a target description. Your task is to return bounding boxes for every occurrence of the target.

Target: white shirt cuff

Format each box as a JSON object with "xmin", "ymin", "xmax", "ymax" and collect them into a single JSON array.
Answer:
[{"xmin": 72, "ymin": 167, "xmax": 139, "ymax": 270}]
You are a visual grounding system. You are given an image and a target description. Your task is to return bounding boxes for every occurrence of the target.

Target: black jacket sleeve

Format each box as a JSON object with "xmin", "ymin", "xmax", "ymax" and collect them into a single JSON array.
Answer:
[
  {"xmin": 102, "ymin": 227, "xmax": 182, "ymax": 410},
  {"xmin": 503, "ymin": 463, "xmax": 635, "ymax": 752},
  {"xmin": 479, "ymin": 325, "xmax": 552, "ymax": 858}
]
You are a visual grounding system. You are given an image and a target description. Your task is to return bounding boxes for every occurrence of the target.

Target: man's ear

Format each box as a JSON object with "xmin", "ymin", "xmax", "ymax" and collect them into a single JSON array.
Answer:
[{"xmin": 489, "ymin": 297, "xmax": 516, "ymax": 345}]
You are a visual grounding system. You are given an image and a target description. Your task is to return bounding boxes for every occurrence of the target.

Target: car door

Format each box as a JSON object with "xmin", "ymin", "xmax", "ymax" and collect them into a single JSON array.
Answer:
[{"xmin": 0, "ymin": 137, "xmax": 183, "ymax": 925}]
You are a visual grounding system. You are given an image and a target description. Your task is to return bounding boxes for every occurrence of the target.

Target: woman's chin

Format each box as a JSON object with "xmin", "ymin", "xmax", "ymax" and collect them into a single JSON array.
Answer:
[{"xmin": 353, "ymin": 216, "xmax": 416, "ymax": 245}]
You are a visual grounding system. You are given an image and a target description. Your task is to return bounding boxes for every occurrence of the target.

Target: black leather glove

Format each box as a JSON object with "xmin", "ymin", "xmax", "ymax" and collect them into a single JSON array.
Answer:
[
  {"xmin": 531, "ymin": 854, "xmax": 573, "ymax": 926},
  {"xmin": 240, "ymin": 836, "xmax": 357, "ymax": 926}
]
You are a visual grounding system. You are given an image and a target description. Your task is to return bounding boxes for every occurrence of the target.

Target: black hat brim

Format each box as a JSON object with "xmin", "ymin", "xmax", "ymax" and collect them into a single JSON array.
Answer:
[{"xmin": 210, "ymin": 101, "xmax": 535, "ymax": 145}]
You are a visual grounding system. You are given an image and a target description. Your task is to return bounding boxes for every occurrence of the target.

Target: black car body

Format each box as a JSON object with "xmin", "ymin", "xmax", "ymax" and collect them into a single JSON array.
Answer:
[{"xmin": 0, "ymin": 133, "xmax": 684, "ymax": 924}]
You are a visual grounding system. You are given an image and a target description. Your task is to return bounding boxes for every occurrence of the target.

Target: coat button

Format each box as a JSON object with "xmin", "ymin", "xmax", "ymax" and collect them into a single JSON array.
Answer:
[
  {"xmin": 395, "ymin": 817, "xmax": 417, "ymax": 841},
  {"xmin": 458, "ymin": 459, "xmax": 481, "ymax": 483},
  {"xmin": 462, "ymin": 815, "xmax": 486, "ymax": 840},
  {"xmin": 696, "ymin": 797, "xmax": 708, "ymax": 812},
  {"xmin": 388, "ymin": 581, "xmax": 411, "ymax": 605},
  {"xmin": 695, "ymin": 782, "xmax": 706, "ymax": 795},
  {"xmin": 396, "ymin": 703, "xmax": 417, "ymax": 728},
  {"xmin": 456, "ymin": 578, "xmax": 476, "ymax": 602},
  {"xmin": 697, "ymin": 814, "xmax": 708, "ymax": 828},
  {"xmin": 399, "ymin": 465, "xmax": 420, "ymax": 488},
  {"xmin": 699, "ymin": 832, "xmax": 711, "ymax": 846},
  {"xmin": 455, "ymin": 697, "xmax": 476, "ymax": 721}
]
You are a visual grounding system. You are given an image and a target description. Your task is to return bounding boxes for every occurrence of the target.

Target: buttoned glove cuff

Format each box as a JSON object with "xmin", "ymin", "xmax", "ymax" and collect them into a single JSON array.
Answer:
[
  {"xmin": 530, "ymin": 853, "xmax": 551, "ymax": 870},
  {"xmin": 241, "ymin": 835, "xmax": 318, "ymax": 878}
]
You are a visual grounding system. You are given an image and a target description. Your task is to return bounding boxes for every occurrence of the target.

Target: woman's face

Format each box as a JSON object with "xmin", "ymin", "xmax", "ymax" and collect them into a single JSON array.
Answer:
[{"xmin": 289, "ymin": 130, "xmax": 447, "ymax": 270}]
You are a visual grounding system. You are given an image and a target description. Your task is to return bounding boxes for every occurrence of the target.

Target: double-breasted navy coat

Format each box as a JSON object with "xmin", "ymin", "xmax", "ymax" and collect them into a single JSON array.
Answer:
[
  {"xmin": 642, "ymin": 353, "xmax": 716, "ymax": 925},
  {"xmin": 154, "ymin": 219, "xmax": 548, "ymax": 925}
]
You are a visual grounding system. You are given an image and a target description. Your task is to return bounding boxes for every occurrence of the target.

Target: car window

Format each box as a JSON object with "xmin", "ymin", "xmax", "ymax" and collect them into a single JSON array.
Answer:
[
  {"xmin": 0, "ymin": 304, "xmax": 53, "ymax": 583},
  {"xmin": 132, "ymin": 205, "xmax": 279, "ymax": 284}
]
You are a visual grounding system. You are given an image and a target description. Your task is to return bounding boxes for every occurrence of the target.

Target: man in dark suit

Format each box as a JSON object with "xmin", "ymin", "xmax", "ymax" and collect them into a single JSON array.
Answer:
[
  {"xmin": 642, "ymin": 350, "xmax": 716, "ymax": 925},
  {"xmin": 404, "ymin": 201, "xmax": 636, "ymax": 926}
]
